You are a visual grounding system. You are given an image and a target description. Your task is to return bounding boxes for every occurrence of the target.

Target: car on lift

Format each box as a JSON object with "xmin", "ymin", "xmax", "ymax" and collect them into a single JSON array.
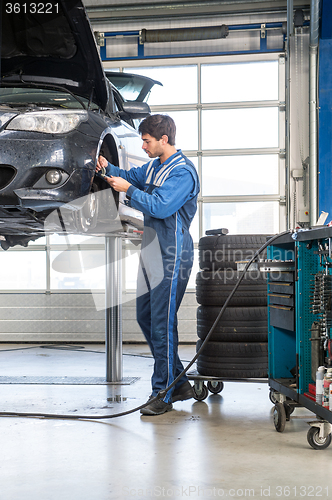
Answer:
[{"xmin": 0, "ymin": 0, "xmax": 160, "ymax": 249}]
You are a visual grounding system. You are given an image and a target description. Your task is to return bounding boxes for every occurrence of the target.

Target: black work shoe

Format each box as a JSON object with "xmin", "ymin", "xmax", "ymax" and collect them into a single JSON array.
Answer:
[
  {"xmin": 140, "ymin": 398, "xmax": 173, "ymax": 416},
  {"xmin": 172, "ymin": 381, "xmax": 194, "ymax": 402}
]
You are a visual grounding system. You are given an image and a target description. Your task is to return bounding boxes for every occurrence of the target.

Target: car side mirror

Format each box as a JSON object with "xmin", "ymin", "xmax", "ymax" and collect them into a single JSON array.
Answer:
[{"xmin": 120, "ymin": 101, "xmax": 151, "ymax": 119}]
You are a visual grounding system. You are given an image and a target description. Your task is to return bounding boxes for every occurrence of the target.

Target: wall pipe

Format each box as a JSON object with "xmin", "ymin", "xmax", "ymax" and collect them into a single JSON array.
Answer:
[
  {"xmin": 286, "ymin": 0, "xmax": 293, "ymax": 229},
  {"xmin": 309, "ymin": 0, "xmax": 320, "ymax": 225}
]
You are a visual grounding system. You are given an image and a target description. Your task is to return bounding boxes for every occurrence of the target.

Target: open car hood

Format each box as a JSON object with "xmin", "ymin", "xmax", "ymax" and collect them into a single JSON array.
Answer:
[
  {"xmin": 105, "ymin": 71, "xmax": 162, "ymax": 102},
  {"xmin": 1, "ymin": 0, "xmax": 109, "ymax": 111}
]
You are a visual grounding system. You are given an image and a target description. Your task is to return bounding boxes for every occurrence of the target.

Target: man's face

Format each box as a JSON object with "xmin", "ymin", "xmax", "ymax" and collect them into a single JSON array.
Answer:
[{"xmin": 141, "ymin": 133, "xmax": 166, "ymax": 158}]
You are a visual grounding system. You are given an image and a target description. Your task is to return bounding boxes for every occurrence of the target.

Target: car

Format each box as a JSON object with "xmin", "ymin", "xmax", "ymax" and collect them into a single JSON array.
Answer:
[{"xmin": 0, "ymin": 0, "xmax": 161, "ymax": 249}]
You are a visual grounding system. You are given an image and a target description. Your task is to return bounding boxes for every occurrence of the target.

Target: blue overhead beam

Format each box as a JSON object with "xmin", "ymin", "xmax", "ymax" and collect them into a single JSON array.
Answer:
[{"xmin": 99, "ymin": 22, "xmax": 290, "ymax": 61}]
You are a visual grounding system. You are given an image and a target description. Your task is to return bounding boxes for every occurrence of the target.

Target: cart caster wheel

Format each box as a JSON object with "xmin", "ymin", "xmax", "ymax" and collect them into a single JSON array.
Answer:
[
  {"xmin": 273, "ymin": 402, "xmax": 286, "ymax": 432},
  {"xmin": 193, "ymin": 383, "xmax": 209, "ymax": 401},
  {"xmin": 307, "ymin": 427, "xmax": 332, "ymax": 450},
  {"xmin": 283, "ymin": 402, "xmax": 294, "ymax": 421},
  {"xmin": 207, "ymin": 381, "xmax": 224, "ymax": 394},
  {"xmin": 269, "ymin": 389, "xmax": 278, "ymax": 404}
]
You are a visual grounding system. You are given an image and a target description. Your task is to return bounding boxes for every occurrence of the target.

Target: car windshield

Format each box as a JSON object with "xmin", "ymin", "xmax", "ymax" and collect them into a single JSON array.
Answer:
[{"xmin": 0, "ymin": 87, "xmax": 98, "ymax": 110}]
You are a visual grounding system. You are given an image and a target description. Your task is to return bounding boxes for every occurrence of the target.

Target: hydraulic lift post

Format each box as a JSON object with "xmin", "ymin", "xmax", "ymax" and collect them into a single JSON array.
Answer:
[{"xmin": 105, "ymin": 236, "xmax": 123, "ymax": 382}]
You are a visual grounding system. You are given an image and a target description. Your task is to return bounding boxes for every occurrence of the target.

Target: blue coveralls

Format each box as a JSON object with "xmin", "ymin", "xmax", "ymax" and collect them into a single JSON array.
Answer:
[{"xmin": 105, "ymin": 150, "xmax": 200, "ymax": 402}]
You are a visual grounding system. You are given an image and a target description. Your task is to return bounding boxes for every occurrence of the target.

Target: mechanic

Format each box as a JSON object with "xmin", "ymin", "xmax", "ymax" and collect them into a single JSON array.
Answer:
[{"xmin": 96, "ymin": 114, "xmax": 200, "ymax": 416}]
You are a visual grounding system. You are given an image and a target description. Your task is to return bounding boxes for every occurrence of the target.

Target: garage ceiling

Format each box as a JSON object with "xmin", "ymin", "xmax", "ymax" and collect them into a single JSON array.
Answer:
[{"xmin": 85, "ymin": 0, "xmax": 311, "ymax": 23}]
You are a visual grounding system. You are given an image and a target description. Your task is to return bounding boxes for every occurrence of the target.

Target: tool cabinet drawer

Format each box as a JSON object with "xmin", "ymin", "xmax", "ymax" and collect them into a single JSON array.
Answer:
[{"xmin": 269, "ymin": 305, "xmax": 295, "ymax": 331}]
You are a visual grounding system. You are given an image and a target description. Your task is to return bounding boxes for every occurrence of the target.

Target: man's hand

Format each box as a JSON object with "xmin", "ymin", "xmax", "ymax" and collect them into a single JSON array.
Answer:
[
  {"xmin": 96, "ymin": 155, "xmax": 108, "ymax": 172},
  {"xmin": 106, "ymin": 176, "xmax": 131, "ymax": 193},
  {"xmin": 96, "ymin": 155, "xmax": 131, "ymax": 192}
]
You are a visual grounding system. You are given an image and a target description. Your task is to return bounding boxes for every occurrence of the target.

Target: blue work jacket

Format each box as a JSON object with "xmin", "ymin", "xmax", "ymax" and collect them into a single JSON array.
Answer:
[{"xmin": 105, "ymin": 150, "xmax": 200, "ymax": 250}]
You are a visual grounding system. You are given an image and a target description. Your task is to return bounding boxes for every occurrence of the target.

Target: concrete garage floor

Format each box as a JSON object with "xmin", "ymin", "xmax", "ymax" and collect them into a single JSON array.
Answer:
[{"xmin": 0, "ymin": 344, "xmax": 331, "ymax": 500}]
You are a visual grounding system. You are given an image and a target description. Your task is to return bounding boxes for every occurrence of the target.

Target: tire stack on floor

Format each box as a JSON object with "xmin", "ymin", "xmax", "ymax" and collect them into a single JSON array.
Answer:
[{"xmin": 196, "ymin": 233, "xmax": 270, "ymax": 379}]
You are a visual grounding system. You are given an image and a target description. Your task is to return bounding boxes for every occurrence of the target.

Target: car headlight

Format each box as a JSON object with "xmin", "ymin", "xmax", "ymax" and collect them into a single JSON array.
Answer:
[
  {"xmin": 45, "ymin": 169, "xmax": 62, "ymax": 185},
  {"xmin": 6, "ymin": 110, "xmax": 88, "ymax": 134}
]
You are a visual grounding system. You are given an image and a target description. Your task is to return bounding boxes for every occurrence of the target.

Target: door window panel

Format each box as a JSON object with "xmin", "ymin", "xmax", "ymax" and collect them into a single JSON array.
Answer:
[
  {"xmin": 166, "ymin": 110, "xmax": 198, "ymax": 150},
  {"xmin": 125, "ymin": 65, "xmax": 198, "ymax": 105},
  {"xmin": 190, "ymin": 210, "xmax": 199, "ymax": 244},
  {"xmin": 124, "ymin": 247, "xmax": 140, "ymax": 290},
  {"xmin": 203, "ymin": 201, "xmax": 279, "ymax": 235},
  {"xmin": 187, "ymin": 249, "xmax": 199, "ymax": 289},
  {"xmin": 50, "ymin": 250, "xmax": 105, "ymax": 290},
  {"xmin": 202, "ymin": 107, "xmax": 279, "ymax": 150},
  {"xmin": 202, "ymin": 155, "xmax": 279, "ymax": 196},
  {"xmin": 201, "ymin": 61, "xmax": 279, "ymax": 103},
  {"xmin": 0, "ymin": 251, "xmax": 46, "ymax": 290}
]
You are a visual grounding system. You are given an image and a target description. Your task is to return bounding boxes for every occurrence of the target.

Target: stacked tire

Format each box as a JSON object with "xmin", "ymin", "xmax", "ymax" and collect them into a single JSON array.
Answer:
[{"xmin": 196, "ymin": 233, "xmax": 270, "ymax": 378}]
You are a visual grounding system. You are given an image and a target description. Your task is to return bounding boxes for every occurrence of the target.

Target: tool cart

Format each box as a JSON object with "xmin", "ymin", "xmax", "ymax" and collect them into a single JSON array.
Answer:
[{"xmin": 266, "ymin": 226, "xmax": 332, "ymax": 450}]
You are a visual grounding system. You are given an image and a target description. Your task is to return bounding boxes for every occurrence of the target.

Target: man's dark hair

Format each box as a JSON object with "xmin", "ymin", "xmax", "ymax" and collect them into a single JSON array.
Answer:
[{"xmin": 138, "ymin": 114, "xmax": 176, "ymax": 146}]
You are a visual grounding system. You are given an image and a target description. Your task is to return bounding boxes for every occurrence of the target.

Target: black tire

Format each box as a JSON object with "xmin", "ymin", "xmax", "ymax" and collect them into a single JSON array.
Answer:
[
  {"xmin": 269, "ymin": 389, "xmax": 278, "ymax": 404},
  {"xmin": 197, "ymin": 292, "xmax": 267, "ymax": 307},
  {"xmin": 274, "ymin": 402, "xmax": 286, "ymax": 432},
  {"xmin": 196, "ymin": 341, "xmax": 268, "ymax": 377},
  {"xmin": 283, "ymin": 402, "xmax": 295, "ymax": 421},
  {"xmin": 196, "ymin": 364, "xmax": 267, "ymax": 378},
  {"xmin": 197, "ymin": 305, "xmax": 268, "ymax": 324},
  {"xmin": 307, "ymin": 427, "xmax": 332, "ymax": 450},
  {"xmin": 197, "ymin": 305, "xmax": 268, "ymax": 342},
  {"xmin": 198, "ymin": 359, "xmax": 268, "ymax": 371},
  {"xmin": 197, "ymin": 326, "xmax": 268, "ymax": 343},
  {"xmin": 193, "ymin": 383, "xmax": 209, "ymax": 401},
  {"xmin": 196, "ymin": 340, "xmax": 268, "ymax": 358},
  {"xmin": 198, "ymin": 355, "xmax": 268, "ymax": 366},
  {"xmin": 199, "ymin": 234, "xmax": 271, "ymax": 271},
  {"xmin": 207, "ymin": 381, "xmax": 224, "ymax": 393},
  {"xmin": 196, "ymin": 270, "xmax": 267, "ymax": 307}
]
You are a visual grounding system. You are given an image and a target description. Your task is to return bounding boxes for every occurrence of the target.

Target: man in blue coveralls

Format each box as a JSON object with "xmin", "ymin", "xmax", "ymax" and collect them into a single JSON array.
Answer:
[{"xmin": 96, "ymin": 114, "xmax": 200, "ymax": 415}]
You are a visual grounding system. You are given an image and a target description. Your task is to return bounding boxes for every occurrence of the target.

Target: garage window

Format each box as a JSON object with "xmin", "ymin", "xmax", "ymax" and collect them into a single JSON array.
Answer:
[
  {"xmin": 203, "ymin": 201, "xmax": 279, "ymax": 235},
  {"xmin": 123, "ymin": 55, "xmax": 284, "ymax": 241},
  {"xmin": 117, "ymin": 54, "xmax": 285, "ymax": 290},
  {"xmin": 201, "ymin": 107, "xmax": 279, "ymax": 150},
  {"xmin": 167, "ymin": 110, "xmax": 198, "ymax": 150},
  {"xmin": 0, "ymin": 250, "xmax": 46, "ymax": 290},
  {"xmin": 201, "ymin": 61, "xmax": 279, "ymax": 103},
  {"xmin": 125, "ymin": 65, "xmax": 198, "ymax": 105},
  {"xmin": 202, "ymin": 155, "xmax": 279, "ymax": 196}
]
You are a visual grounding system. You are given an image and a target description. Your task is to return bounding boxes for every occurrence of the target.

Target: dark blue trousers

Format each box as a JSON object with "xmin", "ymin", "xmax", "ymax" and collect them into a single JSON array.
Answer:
[{"xmin": 136, "ymin": 230, "xmax": 193, "ymax": 403}]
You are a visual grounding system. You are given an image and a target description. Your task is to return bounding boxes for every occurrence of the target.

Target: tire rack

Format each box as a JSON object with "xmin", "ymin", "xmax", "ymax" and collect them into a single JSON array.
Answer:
[
  {"xmin": 266, "ymin": 226, "xmax": 332, "ymax": 450},
  {"xmin": 189, "ymin": 233, "xmax": 270, "ymax": 401}
]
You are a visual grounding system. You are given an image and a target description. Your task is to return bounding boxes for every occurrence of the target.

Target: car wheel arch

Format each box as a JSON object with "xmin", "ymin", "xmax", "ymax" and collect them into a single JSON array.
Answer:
[{"xmin": 98, "ymin": 133, "xmax": 119, "ymax": 169}]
